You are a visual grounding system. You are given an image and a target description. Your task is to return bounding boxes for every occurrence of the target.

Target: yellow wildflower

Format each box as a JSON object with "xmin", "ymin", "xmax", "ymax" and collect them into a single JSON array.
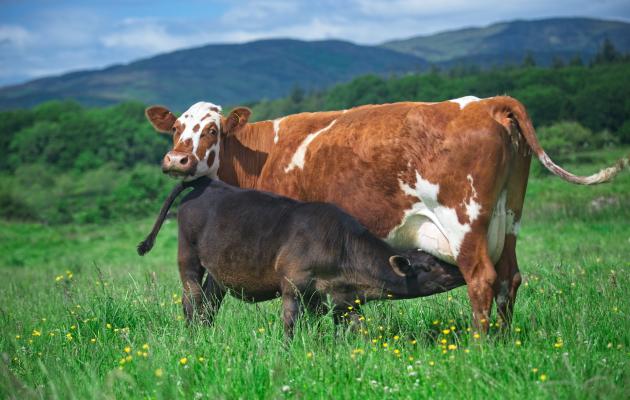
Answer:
[
  {"xmin": 198, "ymin": 356, "xmax": 205, "ymax": 362},
  {"xmin": 473, "ymin": 333, "xmax": 480, "ymax": 339},
  {"xmin": 179, "ymin": 357, "xmax": 188, "ymax": 365},
  {"xmin": 393, "ymin": 335, "xmax": 400, "ymax": 341},
  {"xmin": 66, "ymin": 333, "xmax": 73, "ymax": 341},
  {"xmin": 515, "ymin": 340, "xmax": 522, "ymax": 346},
  {"xmin": 124, "ymin": 346, "xmax": 131, "ymax": 354},
  {"xmin": 32, "ymin": 330, "xmax": 41, "ymax": 337},
  {"xmin": 442, "ymin": 329, "xmax": 450, "ymax": 335},
  {"xmin": 90, "ymin": 338, "xmax": 96, "ymax": 344},
  {"xmin": 155, "ymin": 368, "xmax": 164, "ymax": 377},
  {"xmin": 354, "ymin": 299, "xmax": 361, "ymax": 304},
  {"xmin": 382, "ymin": 343, "xmax": 388, "ymax": 348},
  {"xmin": 539, "ymin": 374, "xmax": 548, "ymax": 382},
  {"xmin": 440, "ymin": 339, "xmax": 447, "ymax": 345},
  {"xmin": 448, "ymin": 344, "xmax": 457, "ymax": 350},
  {"xmin": 306, "ymin": 352, "xmax": 313, "ymax": 359},
  {"xmin": 142, "ymin": 343, "xmax": 150, "ymax": 350}
]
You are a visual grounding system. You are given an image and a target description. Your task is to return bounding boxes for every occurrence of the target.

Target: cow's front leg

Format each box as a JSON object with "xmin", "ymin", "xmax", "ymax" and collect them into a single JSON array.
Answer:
[{"xmin": 458, "ymin": 235, "xmax": 497, "ymax": 334}]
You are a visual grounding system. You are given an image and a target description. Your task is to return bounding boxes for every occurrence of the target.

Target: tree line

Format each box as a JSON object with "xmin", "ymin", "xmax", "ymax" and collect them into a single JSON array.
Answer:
[{"xmin": 1, "ymin": 59, "xmax": 628, "ymax": 224}]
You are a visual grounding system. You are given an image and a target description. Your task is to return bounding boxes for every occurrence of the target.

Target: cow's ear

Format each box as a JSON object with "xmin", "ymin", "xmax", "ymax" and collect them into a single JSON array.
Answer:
[
  {"xmin": 223, "ymin": 107, "xmax": 251, "ymax": 135},
  {"xmin": 389, "ymin": 255, "xmax": 413, "ymax": 277},
  {"xmin": 145, "ymin": 106, "xmax": 177, "ymax": 134}
]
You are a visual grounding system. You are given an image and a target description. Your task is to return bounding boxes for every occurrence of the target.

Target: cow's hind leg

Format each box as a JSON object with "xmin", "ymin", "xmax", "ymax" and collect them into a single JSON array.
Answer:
[
  {"xmin": 493, "ymin": 235, "xmax": 522, "ymax": 329},
  {"xmin": 458, "ymin": 234, "xmax": 497, "ymax": 334},
  {"xmin": 494, "ymin": 149, "xmax": 530, "ymax": 329},
  {"xmin": 200, "ymin": 274, "xmax": 225, "ymax": 326}
]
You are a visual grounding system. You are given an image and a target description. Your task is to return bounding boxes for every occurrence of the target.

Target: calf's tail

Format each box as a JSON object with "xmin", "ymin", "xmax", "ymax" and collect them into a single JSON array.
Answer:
[
  {"xmin": 497, "ymin": 96, "xmax": 629, "ymax": 185},
  {"xmin": 137, "ymin": 181, "xmax": 192, "ymax": 256}
]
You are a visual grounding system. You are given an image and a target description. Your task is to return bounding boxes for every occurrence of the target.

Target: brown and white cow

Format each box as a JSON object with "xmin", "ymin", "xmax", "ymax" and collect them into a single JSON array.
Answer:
[{"xmin": 145, "ymin": 96, "xmax": 628, "ymax": 331}]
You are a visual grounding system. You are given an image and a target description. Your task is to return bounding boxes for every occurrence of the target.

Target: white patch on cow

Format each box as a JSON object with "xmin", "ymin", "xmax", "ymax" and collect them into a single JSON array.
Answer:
[
  {"xmin": 273, "ymin": 117, "xmax": 285, "ymax": 144},
  {"xmin": 390, "ymin": 172, "xmax": 518, "ymax": 265},
  {"xmin": 486, "ymin": 190, "xmax": 507, "ymax": 263},
  {"xmin": 464, "ymin": 175, "xmax": 481, "ymax": 222},
  {"xmin": 449, "ymin": 95, "xmax": 481, "ymax": 109},
  {"xmin": 387, "ymin": 171, "xmax": 473, "ymax": 263},
  {"xmin": 177, "ymin": 101, "xmax": 222, "ymax": 160},
  {"xmin": 284, "ymin": 119, "xmax": 336, "ymax": 173}
]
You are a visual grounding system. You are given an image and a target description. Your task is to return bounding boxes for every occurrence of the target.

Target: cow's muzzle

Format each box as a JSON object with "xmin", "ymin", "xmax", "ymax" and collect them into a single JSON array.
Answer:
[{"xmin": 162, "ymin": 151, "xmax": 198, "ymax": 177}]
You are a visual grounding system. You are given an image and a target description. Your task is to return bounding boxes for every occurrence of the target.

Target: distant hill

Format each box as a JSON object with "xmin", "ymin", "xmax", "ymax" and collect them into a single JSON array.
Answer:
[
  {"xmin": 1, "ymin": 17, "xmax": 629, "ymax": 110},
  {"xmin": 382, "ymin": 17, "xmax": 630, "ymax": 67},
  {"xmin": 0, "ymin": 39, "xmax": 426, "ymax": 111}
]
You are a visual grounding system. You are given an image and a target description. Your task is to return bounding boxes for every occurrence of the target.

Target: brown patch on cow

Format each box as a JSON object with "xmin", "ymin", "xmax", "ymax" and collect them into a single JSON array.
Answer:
[
  {"xmin": 174, "ymin": 138, "xmax": 193, "ymax": 154},
  {"xmin": 200, "ymin": 113, "xmax": 212, "ymax": 121},
  {"xmin": 193, "ymin": 124, "xmax": 200, "ymax": 133},
  {"xmin": 207, "ymin": 152, "xmax": 216, "ymax": 169},
  {"xmin": 145, "ymin": 106, "xmax": 176, "ymax": 133},
  {"xmin": 210, "ymin": 107, "xmax": 220, "ymax": 112}
]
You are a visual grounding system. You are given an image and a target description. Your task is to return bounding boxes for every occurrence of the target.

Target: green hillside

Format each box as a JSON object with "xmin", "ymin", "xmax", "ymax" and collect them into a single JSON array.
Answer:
[
  {"xmin": 0, "ymin": 39, "xmax": 426, "ymax": 111},
  {"xmin": 382, "ymin": 17, "xmax": 630, "ymax": 66}
]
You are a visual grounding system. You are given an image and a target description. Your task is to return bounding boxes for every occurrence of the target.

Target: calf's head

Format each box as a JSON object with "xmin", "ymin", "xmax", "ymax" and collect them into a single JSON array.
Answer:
[
  {"xmin": 389, "ymin": 251, "xmax": 465, "ymax": 296},
  {"xmin": 145, "ymin": 102, "xmax": 251, "ymax": 179}
]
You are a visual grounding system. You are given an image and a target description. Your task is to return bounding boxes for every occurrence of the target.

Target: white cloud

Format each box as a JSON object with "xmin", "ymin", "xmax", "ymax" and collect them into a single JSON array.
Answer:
[
  {"xmin": 101, "ymin": 24, "xmax": 196, "ymax": 52},
  {"xmin": 0, "ymin": 25, "xmax": 34, "ymax": 48}
]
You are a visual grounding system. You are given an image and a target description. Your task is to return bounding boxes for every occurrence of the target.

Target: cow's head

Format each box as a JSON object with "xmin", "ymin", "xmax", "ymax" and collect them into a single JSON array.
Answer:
[{"xmin": 145, "ymin": 102, "xmax": 251, "ymax": 179}]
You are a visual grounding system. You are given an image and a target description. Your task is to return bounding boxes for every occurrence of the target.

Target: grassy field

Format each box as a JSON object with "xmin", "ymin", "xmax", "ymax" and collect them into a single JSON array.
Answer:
[{"xmin": 1, "ymin": 149, "xmax": 629, "ymax": 399}]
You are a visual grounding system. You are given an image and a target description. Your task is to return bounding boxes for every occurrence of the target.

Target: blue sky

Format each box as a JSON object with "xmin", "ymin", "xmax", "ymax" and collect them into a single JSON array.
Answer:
[{"xmin": 1, "ymin": 0, "xmax": 629, "ymax": 86}]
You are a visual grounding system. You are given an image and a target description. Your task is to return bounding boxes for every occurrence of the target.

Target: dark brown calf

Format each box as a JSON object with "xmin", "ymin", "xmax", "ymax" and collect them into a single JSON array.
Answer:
[{"xmin": 139, "ymin": 178, "xmax": 465, "ymax": 337}]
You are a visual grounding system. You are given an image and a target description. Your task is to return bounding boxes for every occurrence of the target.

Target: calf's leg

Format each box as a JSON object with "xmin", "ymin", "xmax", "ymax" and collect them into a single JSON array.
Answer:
[
  {"xmin": 282, "ymin": 292, "xmax": 301, "ymax": 339},
  {"xmin": 178, "ymin": 237, "xmax": 205, "ymax": 323},
  {"xmin": 200, "ymin": 274, "xmax": 225, "ymax": 326}
]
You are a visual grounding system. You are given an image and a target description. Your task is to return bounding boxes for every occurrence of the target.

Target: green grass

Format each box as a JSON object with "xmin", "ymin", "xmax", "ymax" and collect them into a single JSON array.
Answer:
[{"xmin": 1, "ymin": 149, "xmax": 629, "ymax": 399}]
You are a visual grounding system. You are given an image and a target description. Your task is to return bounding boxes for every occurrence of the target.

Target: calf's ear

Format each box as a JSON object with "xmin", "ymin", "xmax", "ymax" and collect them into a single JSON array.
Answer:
[
  {"xmin": 223, "ymin": 107, "xmax": 251, "ymax": 135},
  {"xmin": 145, "ymin": 106, "xmax": 177, "ymax": 134},
  {"xmin": 389, "ymin": 255, "xmax": 413, "ymax": 277}
]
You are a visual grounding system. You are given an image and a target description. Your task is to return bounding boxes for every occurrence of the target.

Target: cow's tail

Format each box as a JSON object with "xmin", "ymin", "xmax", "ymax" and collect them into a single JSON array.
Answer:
[
  {"xmin": 137, "ymin": 180, "xmax": 193, "ymax": 256},
  {"xmin": 500, "ymin": 96, "xmax": 629, "ymax": 185}
]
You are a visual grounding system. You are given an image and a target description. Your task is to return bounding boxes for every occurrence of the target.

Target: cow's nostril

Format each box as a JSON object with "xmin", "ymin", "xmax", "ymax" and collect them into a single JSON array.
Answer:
[
  {"xmin": 164, "ymin": 155, "xmax": 171, "ymax": 163},
  {"xmin": 180, "ymin": 156, "xmax": 188, "ymax": 166}
]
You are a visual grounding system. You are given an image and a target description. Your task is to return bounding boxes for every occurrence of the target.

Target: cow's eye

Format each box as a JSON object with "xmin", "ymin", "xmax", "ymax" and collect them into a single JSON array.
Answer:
[
  {"xmin": 172, "ymin": 127, "xmax": 177, "ymax": 133},
  {"xmin": 209, "ymin": 128, "xmax": 217, "ymax": 136}
]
